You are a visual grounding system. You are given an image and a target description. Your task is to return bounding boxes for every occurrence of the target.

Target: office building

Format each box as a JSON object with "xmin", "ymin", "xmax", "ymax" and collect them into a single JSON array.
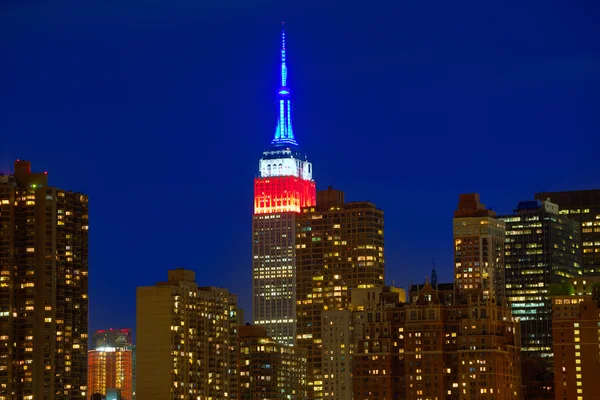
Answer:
[
  {"xmin": 137, "ymin": 269, "xmax": 240, "ymax": 399},
  {"xmin": 536, "ymin": 190, "xmax": 600, "ymax": 275},
  {"xmin": 238, "ymin": 325, "xmax": 307, "ymax": 399},
  {"xmin": 552, "ymin": 290, "xmax": 600, "ymax": 400},
  {"xmin": 453, "ymin": 193, "xmax": 506, "ymax": 300},
  {"xmin": 252, "ymin": 24, "xmax": 316, "ymax": 345},
  {"xmin": 296, "ymin": 187, "xmax": 385, "ymax": 398},
  {"xmin": 0, "ymin": 160, "xmax": 88, "ymax": 399},
  {"xmin": 499, "ymin": 200, "xmax": 581, "ymax": 361},
  {"xmin": 88, "ymin": 347, "xmax": 133, "ymax": 400},
  {"xmin": 352, "ymin": 282, "xmax": 522, "ymax": 400}
]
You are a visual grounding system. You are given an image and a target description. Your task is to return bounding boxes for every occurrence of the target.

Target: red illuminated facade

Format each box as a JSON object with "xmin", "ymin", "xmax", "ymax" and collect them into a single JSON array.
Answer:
[
  {"xmin": 88, "ymin": 348, "xmax": 134, "ymax": 400},
  {"xmin": 254, "ymin": 176, "xmax": 316, "ymax": 214}
]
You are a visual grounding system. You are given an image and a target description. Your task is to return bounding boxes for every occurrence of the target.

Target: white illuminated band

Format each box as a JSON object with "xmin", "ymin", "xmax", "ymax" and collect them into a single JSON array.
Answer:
[{"xmin": 259, "ymin": 152, "xmax": 312, "ymax": 180}]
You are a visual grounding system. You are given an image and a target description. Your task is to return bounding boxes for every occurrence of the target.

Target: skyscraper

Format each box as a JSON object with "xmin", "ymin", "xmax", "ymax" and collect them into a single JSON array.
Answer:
[
  {"xmin": 296, "ymin": 187, "xmax": 385, "ymax": 398},
  {"xmin": 453, "ymin": 193, "xmax": 506, "ymax": 301},
  {"xmin": 89, "ymin": 328, "xmax": 135, "ymax": 400},
  {"xmin": 499, "ymin": 200, "xmax": 581, "ymax": 361},
  {"xmin": 0, "ymin": 160, "xmax": 89, "ymax": 399},
  {"xmin": 535, "ymin": 190, "xmax": 600, "ymax": 275},
  {"xmin": 252, "ymin": 24, "xmax": 316, "ymax": 345},
  {"xmin": 136, "ymin": 269, "xmax": 240, "ymax": 399}
]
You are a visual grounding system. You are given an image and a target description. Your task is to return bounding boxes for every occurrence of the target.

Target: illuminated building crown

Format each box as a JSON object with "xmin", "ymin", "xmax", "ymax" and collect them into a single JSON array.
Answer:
[
  {"xmin": 272, "ymin": 23, "xmax": 296, "ymax": 147},
  {"xmin": 258, "ymin": 23, "xmax": 312, "ymax": 182},
  {"xmin": 253, "ymin": 24, "xmax": 316, "ymax": 215}
]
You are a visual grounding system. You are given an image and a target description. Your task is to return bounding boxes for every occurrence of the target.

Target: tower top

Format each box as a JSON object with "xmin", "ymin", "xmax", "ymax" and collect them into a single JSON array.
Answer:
[{"xmin": 271, "ymin": 23, "xmax": 297, "ymax": 147}]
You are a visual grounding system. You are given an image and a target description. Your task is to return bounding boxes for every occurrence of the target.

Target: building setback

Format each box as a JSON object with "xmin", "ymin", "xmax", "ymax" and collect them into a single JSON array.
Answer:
[
  {"xmin": 0, "ymin": 160, "xmax": 89, "ymax": 399},
  {"xmin": 252, "ymin": 24, "xmax": 316, "ymax": 346},
  {"xmin": 536, "ymin": 190, "xmax": 600, "ymax": 275},
  {"xmin": 453, "ymin": 193, "xmax": 506, "ymax": 301},
  {"xmin": 499, "ymin": 200, "xmax": 581, "ymax": 361},
  {"xmin": 238, "ymin": 325, "xmax": 307, "ymax": 399},
  {"xmin": 352, "ymin": 282, "xmax": 522, "ymax": 400},
  {"xmin": 136, "ymin": 269, "xmax": 240, "ymax": 399},
  {"xmin": 296, "ymin": 187, "xmax": 385, "ymax": 398}
]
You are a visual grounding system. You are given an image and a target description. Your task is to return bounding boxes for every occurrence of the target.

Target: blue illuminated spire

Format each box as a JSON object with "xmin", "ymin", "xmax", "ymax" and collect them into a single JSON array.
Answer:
[{"xmin": 272, "ymin": 22, "xmax": 297, "ymax": 147}]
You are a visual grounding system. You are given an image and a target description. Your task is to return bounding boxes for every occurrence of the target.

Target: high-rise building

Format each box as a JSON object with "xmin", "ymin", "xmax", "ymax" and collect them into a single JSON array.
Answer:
[
  {"xmin": 88, "ymin": 347, "xmax": 133, "ymax": 400},
  {"xmin": 296, "ymin": 187, "xmax": 385, "ymax": 398},
  {"xmin": 252, "ymin": 24, "xmax": 316, "ymax": 345},
  {"xmin": 0, "ymin": 160, "xmax": 89, "ymax": 399},
  {"xmin": 535, "ymin": 190, "xmax": 600, "ymax": 275},
  {"xmin": 136, "ymin": 269, "xmax": 240, "ymax": 399},
  {"xmin": 92, "ymin": 328, "xmax": 132, "ymax": 349},
  {"xmin": 238, "ymin": 325, "xmax": 307, "ymax": 399},
  {"xmin": 499, "ymin": 200, "xmax": 581, "ymax": 361},
  {"xmin": 88, "ymin": 328, "xmax": 135, "ymax": 400},
  {"xmin": 321, "ymin": 310, "xmax": 354, "ymax": 400},
  {"xmin": 352, "ymin": 282, "xmax": 522, "ymax": 400},
  {"xmin": 321, "ymin": 287, "xmax": 405, "ymax": 400},
  {"xmin": 453, "ymin": 193, "xmax": 506, "ymax": 301},
  {"xmin": 551, "ymin": 291, "xmax": 600, "ymax": 400}
]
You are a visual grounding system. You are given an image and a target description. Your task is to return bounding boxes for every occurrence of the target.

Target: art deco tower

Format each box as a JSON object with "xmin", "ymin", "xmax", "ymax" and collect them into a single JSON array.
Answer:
[{"xmin": 252, "ymin": 24, "xmax": 316, "ymax": 345}]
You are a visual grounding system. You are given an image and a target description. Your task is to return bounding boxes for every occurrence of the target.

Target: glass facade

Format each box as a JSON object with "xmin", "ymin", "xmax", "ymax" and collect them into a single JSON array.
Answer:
[{"xmin": 500, "ymin": 200, "xmax": 581, "ymax": 360}]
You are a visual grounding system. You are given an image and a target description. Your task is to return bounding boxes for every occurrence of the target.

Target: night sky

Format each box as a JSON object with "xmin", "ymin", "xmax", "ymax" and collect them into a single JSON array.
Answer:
[{"xmin": 1, "ymin": 0, "xmax": 599, "ymax": 339}]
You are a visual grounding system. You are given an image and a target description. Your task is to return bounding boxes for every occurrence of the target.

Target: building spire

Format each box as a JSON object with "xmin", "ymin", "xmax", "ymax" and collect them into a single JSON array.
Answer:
[
  {"xmin": 431, "ymin": 257, "xmax": 438, "ymax": 287},
  {"xmin": 272, "ymin": 22, "xmax": 297, "ymax": 146},
  {"xmin": 281, "ymin": 21, "xmax": 287, "ymax": 87}
]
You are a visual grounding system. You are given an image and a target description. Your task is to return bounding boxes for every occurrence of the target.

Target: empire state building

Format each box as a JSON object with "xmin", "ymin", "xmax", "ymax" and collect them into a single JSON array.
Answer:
[{"xmin": 252, "ymin": 24, "xmax": 316, "ymax": 345}]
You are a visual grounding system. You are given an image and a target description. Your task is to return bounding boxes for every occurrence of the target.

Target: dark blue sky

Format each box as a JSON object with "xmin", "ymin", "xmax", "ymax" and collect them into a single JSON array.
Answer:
[{"xmin": 1, "ymin": 0, "xmax": 599, "ymax": 337}]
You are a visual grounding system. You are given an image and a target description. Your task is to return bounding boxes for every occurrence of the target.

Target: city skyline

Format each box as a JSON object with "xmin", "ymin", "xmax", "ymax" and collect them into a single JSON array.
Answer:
[{"xmin": 2, "ymin": 0, "xmax": 600, "ymax": 339}]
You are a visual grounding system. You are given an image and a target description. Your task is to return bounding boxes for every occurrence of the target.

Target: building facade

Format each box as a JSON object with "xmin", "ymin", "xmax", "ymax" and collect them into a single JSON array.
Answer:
[
  {"xmin": 88, "ymin": 347, "xmax": 134, "ymax": 400},
  {"xmin": 352, "ymin": 283, "xmax": 522, "ymax": 400},
  {"xmin": 0, "ymin": 160, "xmax": 89, "ymax": 399},
  {"xmin": 499, "ymin": 200, "xmax": 581, "ymax": 361},
  {"xmin": 552, "ymin": 292, "xmax": 600, "ymax": 400},
  {"xmin": 238, "ymin": 325, "xmax": 307, "ymax": 399},
  {"xmin": 88, "ymin": 328, "xmax": 135, "ymax": 400},
  {"xmin": 136, "ymin": 269, "xmax": 240, "ymax": 399},
  {"xmin": 321, "ymin": 310, "xmax": 354, "ymax": 400},
  {"xmin": 453, "ymin": 193, "xmax": 506, "ymax": 301},
  {"xmin": 296, "ymin": 187, "xmax": 385, "ymax": 398},
  {"xmin": 536, "ymin": 190, "xmax": 600, "ymax": 275},
  {"xmin": 321, "ymin": 287, "xmax": 405, "ymax": 400},
  {"xmin": 252, "ymin": 25, "xmax": 316, "ymax": 345}
]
